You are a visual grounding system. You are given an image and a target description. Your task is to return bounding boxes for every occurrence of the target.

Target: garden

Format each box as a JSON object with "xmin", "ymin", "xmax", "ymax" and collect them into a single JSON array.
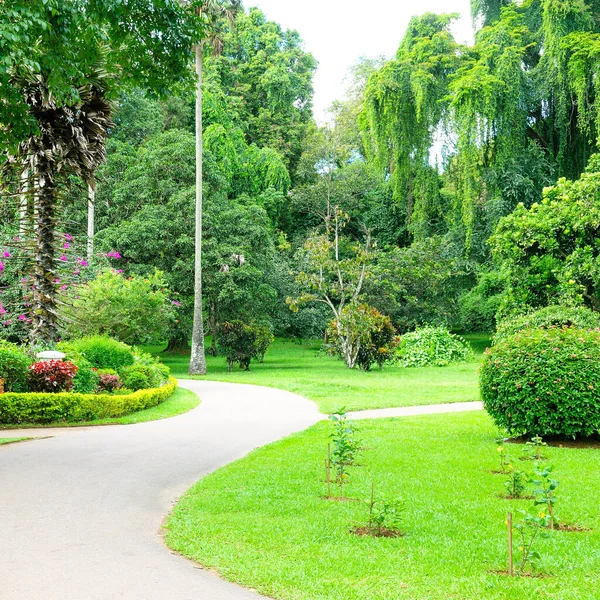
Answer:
[{"xmin": 2, "ymin": 0, "xmax": 600, "ymax": 599}]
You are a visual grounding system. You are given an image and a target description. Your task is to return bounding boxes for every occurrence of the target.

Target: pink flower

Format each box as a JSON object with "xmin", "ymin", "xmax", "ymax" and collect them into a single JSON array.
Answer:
[
  {"xmin": 59, "ymin": 255, "xmax": 68, "ymax": 262},
  {"xmin": 54, "ymin": 278, "xmax": 61, "ymax": 284},
  {"xmin": 0, "ymin": 305, "xmax": 6, "ymax": 315},
  {"xmin": 106, "ymin": 251, "xmax": 121, "ymax": 259},
  {"xmin": 18, "ymin": 315, "xmax": 26, "ymax": 322},
  {"xmin": 21, "ymin": 278, "xmax": 28, "ymax": 283},
  {"xmin": 73, "ymin": 270, "xmax": 81, "ymax": 276},
  {"xmin": 3, "ymin": 251, "xmax": 10, "ymax": 258},
  {"xmin": 64, "ymin": 242, "xmax": 70, "ymax": 249},
  {"xmin": 0, "ymin": 262, "xmax": 4, "ymax": 274},
  {"xmin": 116, "ymin": 269, "xmax": 123, "ymax": 274},
  {"xmin": 60, "ymin": 285, "xmax": 68, "ymax": 291},
  {"xmin": 3, "ymin": 320, "xmax": 12, "ymax": 326},
  {"xmin": 172, "ymin": 301, "xmax": 182, "ymax": 307},
  {"xmin": 77, "ymin": 258, "xmax": 88, "ymax": 267},
  {"xmin": 65, "ymin": 233, "xmax": 73, "ymax": 241}
]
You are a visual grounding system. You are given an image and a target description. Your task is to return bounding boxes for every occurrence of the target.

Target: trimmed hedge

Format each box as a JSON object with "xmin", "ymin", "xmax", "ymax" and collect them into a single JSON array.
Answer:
[
  {"xmin": 0, "ymin": 377, "xmax": 177, "ymax": 425},
  {"xmin": 57, "ymin": 336, "xmax": 135, "ymax": 370},
  {"xmin": 481, "ymin": 327, "xmax": 600, "ymax": 438}
]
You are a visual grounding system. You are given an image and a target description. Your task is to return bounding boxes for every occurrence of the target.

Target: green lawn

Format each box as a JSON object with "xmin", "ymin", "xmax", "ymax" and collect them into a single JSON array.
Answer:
[
  {"xmin": 155, "ymin": 334, "xmax": 489, "ymax": 413},
  {"xmin": 0, "ymin": 437, "xmax": 31, "ymax": 445},
  {"xmin": 0, "ymin": 387, "xmax": 199, "ymax": 429},
  {"xmin": 166, "ymin": 411, "xmax": 600, "ymax": 600}
]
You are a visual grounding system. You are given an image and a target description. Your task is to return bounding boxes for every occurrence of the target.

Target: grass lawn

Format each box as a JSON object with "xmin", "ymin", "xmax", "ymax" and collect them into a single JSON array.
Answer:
[
  {"xmin": 166, "ymin": 411, "xmax": 600, "ymax": 600},
  {"xmin": 154, "ymin": 333, "xmax": 489, "ymax": 413},
  {"xmin": 0, "ymin": 437, "xmax": 31, "ymax": 445},
  {"xmin": 0, "ymin": 387, "xmax": 199, "ymax": 429}
]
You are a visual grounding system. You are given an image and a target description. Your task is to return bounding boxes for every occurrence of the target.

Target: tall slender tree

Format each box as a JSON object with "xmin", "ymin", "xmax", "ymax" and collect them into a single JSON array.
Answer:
[{"xmin": 189, "ymin": 0, "xmax": 242, "ymax": 375}]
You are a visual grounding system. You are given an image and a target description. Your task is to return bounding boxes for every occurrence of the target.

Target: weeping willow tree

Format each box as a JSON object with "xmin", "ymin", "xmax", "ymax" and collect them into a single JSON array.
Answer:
[
  {"xmin": 361, "ymin": 13, "xmax": 462, "ymax": 242},
  {"xmin": 362, "ymin": 0, "xmax": 600, "ymax": 257}
]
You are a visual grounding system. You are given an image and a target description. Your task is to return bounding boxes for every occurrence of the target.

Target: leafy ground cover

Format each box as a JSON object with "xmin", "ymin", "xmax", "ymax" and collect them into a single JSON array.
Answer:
[
  {"xmin": 0, "ymin": 438, "xmax": 31, "ymax": 445},
  {"xmin": 154, "ymin": 334, "xmax": 489, "ymax": 413},
  {"xmin": 166, "ymin": 411, "xmax": 600, "ymax": 600},
  {"xmin": 0, "ymin": 387, "xmax": 199, "ymax": 429}
]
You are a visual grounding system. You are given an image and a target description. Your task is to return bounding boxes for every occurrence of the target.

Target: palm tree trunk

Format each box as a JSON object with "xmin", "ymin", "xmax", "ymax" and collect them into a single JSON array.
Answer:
[
  {"xmin": 19, "ymin": 168, "xmax": 28, "ymax": 237},
  {"xmin": 87, "ymin": 181, "xmax": 95, "ymax": 261},
  {"xmin": 189, "ymin": 43, "xmax": 207, "ymax": 375},
  {"xmin": 31, "ymin": 169, "xmax": 59, "ymax": 344}
]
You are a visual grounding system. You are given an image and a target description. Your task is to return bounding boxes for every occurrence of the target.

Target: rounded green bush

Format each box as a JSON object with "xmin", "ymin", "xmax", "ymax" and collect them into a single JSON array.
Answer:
[
  {"xmin": 481, "ymin": 326, "xmax": 600, "ymax": 438},
  {"xmin": 120, "ymin": 368, "xmax": 151, "ymax": 392},
  {"xmin": 494, "ymin": 305, "xmax": 600, "ymax": 345},
  {"xmin": 396, "ymin": 326, "xmax": 473, "ymax": 368},
  {"xmin": 0, "ymin": 341, "xmax": 31, "ymax": 392},
  {"xmin": 58, "ymin": 336, "xmax": 135, "ymax": 370}
]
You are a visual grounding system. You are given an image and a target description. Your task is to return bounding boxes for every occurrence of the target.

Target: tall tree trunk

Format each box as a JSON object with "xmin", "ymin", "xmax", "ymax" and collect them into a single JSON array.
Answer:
[
  {"xmin": 87, "ymin": 181, "xmax": 95, "ymax": 261},
  {"xmin": 189, "ymin": 43, "xmax": 207, "ymax": 375},
  {"xmin": 31, "ymin": 170, "xmax": 59, "ymax": 344},
  {"xmin": 19, "ymin": 167, "xmax": 28, "ymax": 237}
]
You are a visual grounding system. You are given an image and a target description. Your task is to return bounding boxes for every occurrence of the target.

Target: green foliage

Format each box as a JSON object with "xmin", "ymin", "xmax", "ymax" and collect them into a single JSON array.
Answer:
[
  {"xmin": 504, "ymin": 468, "xmax": 529, "ymax": 499},
  {"xmin": 0, "ymin": 341, "xmax": 31, "ymax": 392},
  {"xmin": 217, "ymin": 321, "xmax": 273, "ymax": 371},
  {"xmin": 365, "ymin": 494, "xmax": 404, "ymax": 536},
  {"xmin": 459, "ymin": 271, "xmax": 506, "ymax": 333},
  {"xmin": 119, "ymin": 361, "xmax": 170, "ymax": 391},
  {"xmin": 328, "ymin": 408, "xmax": 361, "ymax": 498},
  {"xmin": 397, "ymin": 326, "xmax": 473, "ymax": 368},
  {"xmin": 58, "ymin": 336, "xmax": 135, "ymax": 370},
  {"xmin": 532, "ymin": 463, "xmax": 559, "ymax": 528},
  {"xmin": 64, "ymin": 270, "xmax": 175, "ymax": 345},
  {"xmin": 481, "ymin": 326, "xmax": 600, "ymax": 438},
  {"xmin": 0, "ymin": 378, "xmax": 177, "ymax": 425},
  {"xmin": 513, "ymin": 505, "xmax": 552, "ymax": 574},
  {"xmin": 494, "ymin": 305, "xmax": 600, "ymax": 344},
  {"xmin": 70, "ymin": 356, "xmax": 100, "ymax": 394},
  {"xmin": 327, "ymin": 304, "xmax": 398, "ymax": 371}
]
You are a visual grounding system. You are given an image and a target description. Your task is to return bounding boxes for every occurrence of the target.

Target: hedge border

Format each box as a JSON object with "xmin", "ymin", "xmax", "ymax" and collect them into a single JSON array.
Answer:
[{"xmin": 0, "ymin": 377, "xmax": 178, "ymax": 425}]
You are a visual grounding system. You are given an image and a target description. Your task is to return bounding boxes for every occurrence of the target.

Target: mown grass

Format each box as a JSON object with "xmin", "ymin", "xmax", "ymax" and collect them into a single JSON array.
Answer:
[
  {"xmin": 166, "ymin": 411, "xmax": 600, "ymax": 600},
  {"xmin": 154, "ymin": 333, "xmax": 489, "ymax": 413},
  {"xmin": 0, "ymin": 437, "xmax": 31, "ymax": 445},
  {"xmin": 0, "ymin": 387, "xmax": 199, "ymax": 429}
]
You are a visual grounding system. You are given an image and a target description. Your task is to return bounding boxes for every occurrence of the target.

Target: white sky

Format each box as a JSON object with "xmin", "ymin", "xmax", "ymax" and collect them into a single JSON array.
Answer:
[{"xmin": 251, "ymin": 0, "xmax": 474, "ymax": 123}]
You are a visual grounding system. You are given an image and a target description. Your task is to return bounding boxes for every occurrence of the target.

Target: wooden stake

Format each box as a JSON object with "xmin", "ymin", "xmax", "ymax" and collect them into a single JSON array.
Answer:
[
  {"xmin": 368, "ymin": 481, "xmax": 375, "ymax": 530},
  {"xmin": 508, "ymin": 512, "xmax": 514, "ymax": 577},
  {"xmin": 326, "ymin": 444, "xmax": 331, "ymax": 498}
]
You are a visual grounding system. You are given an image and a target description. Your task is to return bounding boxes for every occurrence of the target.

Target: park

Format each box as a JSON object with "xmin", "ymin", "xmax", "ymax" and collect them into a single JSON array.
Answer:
[{"xmin": 1, "ymin": 1, "xmax": 600, "ymax": 599}]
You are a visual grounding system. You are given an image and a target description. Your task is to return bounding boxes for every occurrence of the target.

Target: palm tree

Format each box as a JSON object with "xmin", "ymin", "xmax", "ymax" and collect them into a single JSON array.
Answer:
[
  {"xmin": 9, "ymin": 63, "xmax": 113, "ymax": 344},
  {"xmin": 189, "ymin": 0, "xmax": 242, "ymax": 375}
]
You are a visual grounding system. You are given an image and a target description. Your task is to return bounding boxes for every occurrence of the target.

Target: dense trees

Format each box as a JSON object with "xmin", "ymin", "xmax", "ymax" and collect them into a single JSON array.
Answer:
[{"xmin": 2, "ymin": 0, "xmax": 600, "ymax": 359}]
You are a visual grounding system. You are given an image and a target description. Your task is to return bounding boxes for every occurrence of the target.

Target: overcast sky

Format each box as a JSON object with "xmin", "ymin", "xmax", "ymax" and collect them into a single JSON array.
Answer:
[{"xmin": 251, "ymin": 0, "xmax": 474, "ymax": 123}]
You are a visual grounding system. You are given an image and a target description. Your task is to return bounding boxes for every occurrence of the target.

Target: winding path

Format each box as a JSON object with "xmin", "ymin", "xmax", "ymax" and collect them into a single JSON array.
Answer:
[{"xmin": 0, "ymin": 380, "xmax": 482, "ymax": 600}]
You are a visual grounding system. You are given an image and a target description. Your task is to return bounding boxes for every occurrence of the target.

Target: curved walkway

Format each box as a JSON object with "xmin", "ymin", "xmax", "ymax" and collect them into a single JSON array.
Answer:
[{"xmin": 0, "ymin": 380, "xmax": 482, "ymax": 600}]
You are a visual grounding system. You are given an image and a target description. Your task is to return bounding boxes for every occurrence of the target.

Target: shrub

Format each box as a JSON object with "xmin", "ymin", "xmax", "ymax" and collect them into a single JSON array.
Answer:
[
  {"xmin": 58, "ymin": 336, "xmax": 135, "ymax": 370},
  {"xmin": 0, "ymin": 378, "xmax": 177, "ymax": 424},
  {"xmin": 494, "ymin": 305, "xmax": 600, "ymax": 344},
  {"xmin": 98, "ymin": 373, "xmax": 122, "ymax": 393},
  {"xmin": 27, "ymin": 360, "xmax": 78, "ymax": 393},
  {"xmin": 119, "ymin": 361, "xmax": 169, "ymax": 391},
  {"xmin": 63, "ymin": 269, "xmax": 175, "ymax": 345},
  {"xmin": 0, "ymin": 341, "xmax": 31, "ymax": 392},
  {"xmin": 459, "ymin": 271, "xmax": 506, "ymax": 333},
  {"xmin": 328, "ymin": 304, "xmax": 399, "ymax": 371},
  {"xmin": 217, "ymin": 321, "xmax": 272, "ymax": 371},
  {"xmin": 396, "ymin": 326, "xmax": 473, "ymax": 367},
  {"xmin": 71, "ymin": 357, "xmax": 100, "ymax": 394},
  {"xmin": 480, "ymin": 326, "xmax": 600, "ymax": 438}
]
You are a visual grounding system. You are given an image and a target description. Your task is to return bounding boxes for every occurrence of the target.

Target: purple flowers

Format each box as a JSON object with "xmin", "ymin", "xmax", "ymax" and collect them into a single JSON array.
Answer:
[
  {"xmin": 0, "ymin": 305, "xmax": 6, "ymax": 315},
  {"xmin": 76, "ymin": 258, "xmax": 88, "ymax": 267},
  {"xmin": 0, "ymin": 262, "xmax": 4, "ymax": 274},
  {"xmin": 171, "ymin": 301, "xmax": 182, "ymax": 307},
  {"xmin": 65, "ymin": 233, "xmax": 73, "ymax": 241},
  {"xmin": 18, "ymin": 314, "xmax": 26, "ymax": 322},
  {"xmin": 59, "ymin": 255, "xmax": 68, "ymax": 262},
  {"xmin": 106, "ymin": 251, "xmax": 122, "ymax": 259},
  {"xmin": 64, "ymin": 242, "xmax": 70, "ymax": 249},
  {"xmin": 3, "ymin": 250, "xmax": 10, "ymax": 258}
]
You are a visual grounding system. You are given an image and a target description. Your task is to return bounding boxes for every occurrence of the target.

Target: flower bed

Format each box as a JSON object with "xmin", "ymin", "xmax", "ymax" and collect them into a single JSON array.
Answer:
[{"xmin": 0, "ymin": 377, "xmax": 177, "ymax": 425}]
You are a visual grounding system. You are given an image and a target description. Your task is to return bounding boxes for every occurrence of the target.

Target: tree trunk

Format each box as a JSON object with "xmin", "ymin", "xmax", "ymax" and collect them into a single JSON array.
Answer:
[
  {"xmin": 165, "ymin": 336, "xmax": 190, "ymax": 353},
  {"xmin": 31, "ymin": 171, "xmax": 59, "ymax": 344},
  {"xmin": 19, "ymin": 168, "xmax": 28, "ymax": 237},
  {"xmin": 87, "ymin": 181, "xmax": 95, "ymax": 261},
  {"xmin": 207, "ymin": 300, "xmax": 218, "ymax": 356},
  {"xmin": 189, "ymin": 43, "xmax": 207, "ymax": 375}
]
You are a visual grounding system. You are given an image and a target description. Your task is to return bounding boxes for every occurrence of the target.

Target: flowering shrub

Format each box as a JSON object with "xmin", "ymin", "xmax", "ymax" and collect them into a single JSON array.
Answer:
[
  {"xmin": 27, "ymin": 360, "xmax": 78, "ymax": 393},
  {"xmin": 396, "ymin": 326, "xmax": 473, "ymax": 367},
  {"xmin": 0, "ymin": 340, "xmax": 31, "ymax": 392},
  {"xmin": 98, "ymin": 374, "xmax": 122, "ymax": 393},
  {"xmin": 481, "ymin": 326, "xmax": 600, "ymax": 438},
  {"xmin": 327, "ymin": 304, "xmax": 399, "ymax": 371},
  {"xmin": 71, "ymin": 356, "xmax": 100, "ymax": 394}
]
